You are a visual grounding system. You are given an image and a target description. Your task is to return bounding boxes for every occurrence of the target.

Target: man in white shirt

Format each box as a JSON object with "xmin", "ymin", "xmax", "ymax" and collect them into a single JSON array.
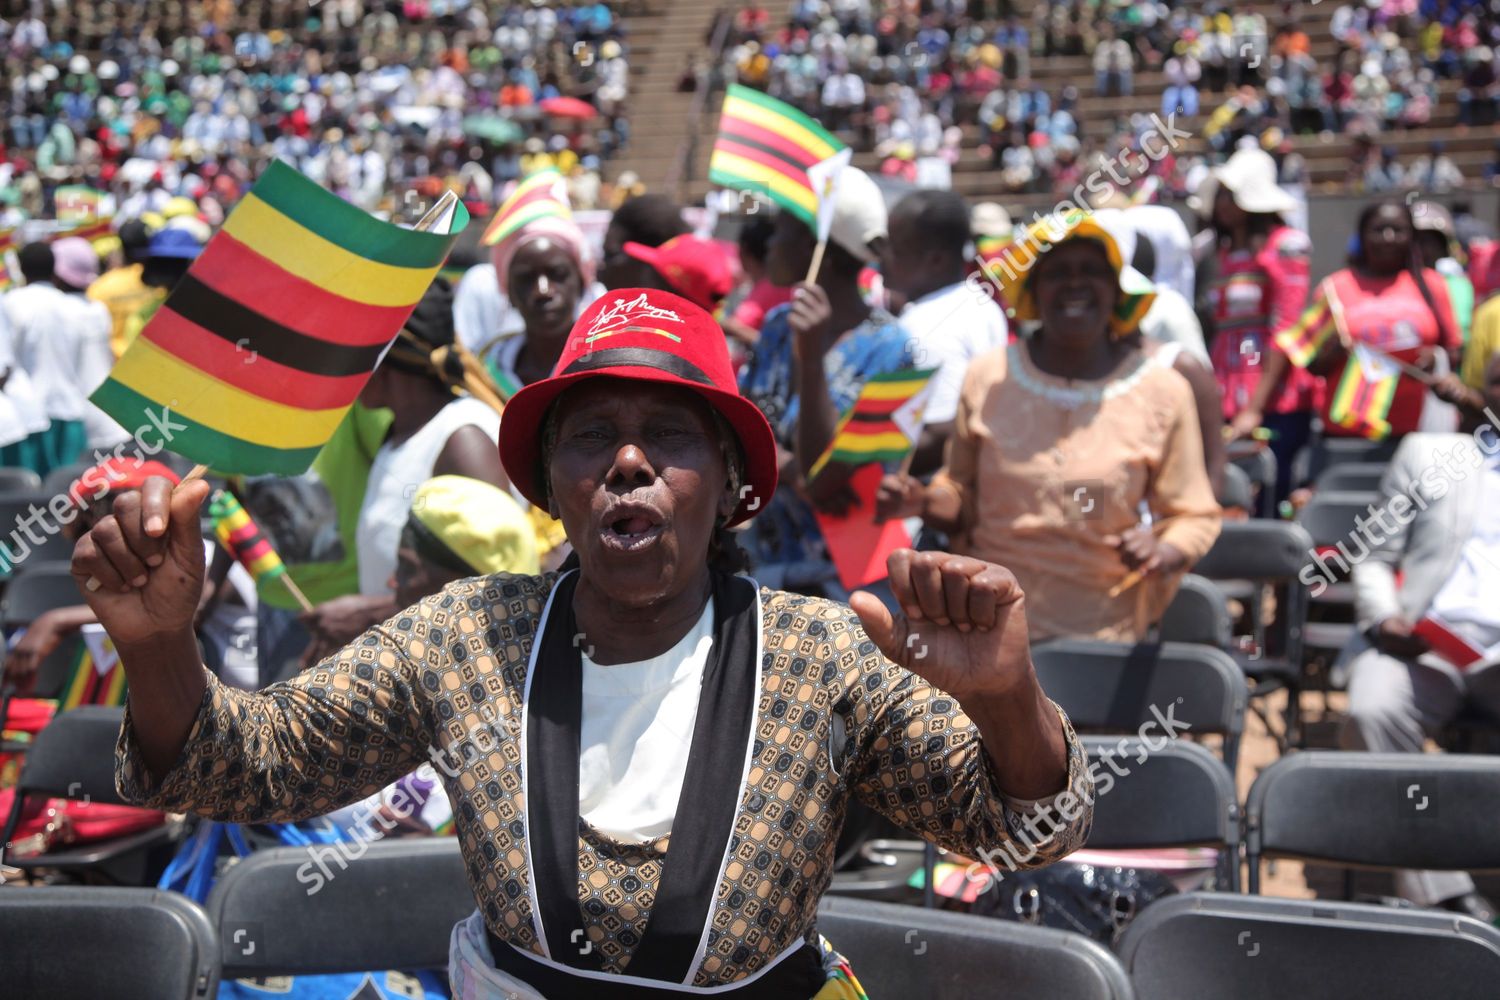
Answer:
[
  {"xmin": 1342, "ymin": 351, "xmax": 1500, "ymax": 922},
  {"xmin": 879, "ymin": 190, "xmax": 1007, "ymax": 475}
]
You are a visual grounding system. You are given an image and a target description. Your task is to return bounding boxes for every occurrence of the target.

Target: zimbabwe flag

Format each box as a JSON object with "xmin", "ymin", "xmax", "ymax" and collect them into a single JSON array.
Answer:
[
  {"xmin": 709, "ymin": 84, "xmax": 846, "ymax": 228},
  {"xmin": 210, "ymin": 490, "xmax": 286, "ymax": 582},
  {"xmin": 91, "ymin": 162, "xmax": 468, "ymax": 475},
  {"xmin": 0, "ymin": 228, "xmax": 14, "ymax": 292},
  {"xmin": 1273, "ymin": 278, "xmax": 1340, "ymax": 368},
  {"xmin": 809, "ymin": 368, "xmax": 938, "ymax": 480},
  {"xmin": 481, "ymin": 167, "xmax": 570, "ymax": 247},
  {"xmin": 1327, "ymin": 343, "xmax": 1399, "ymax": 440}
]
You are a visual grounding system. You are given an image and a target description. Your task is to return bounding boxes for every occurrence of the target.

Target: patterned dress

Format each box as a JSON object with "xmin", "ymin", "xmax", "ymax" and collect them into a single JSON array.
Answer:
[{"xmin": 117, "ymin": 571, "xmax": 1093, "ymax": 993}]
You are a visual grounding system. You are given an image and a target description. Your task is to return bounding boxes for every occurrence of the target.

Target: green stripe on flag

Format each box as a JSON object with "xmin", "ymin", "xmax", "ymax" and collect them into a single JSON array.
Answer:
[
  {"xmin": 251, "ymin": 161, "xmax": 460, "ymax": 270},
  {"xmin": 90, "ymin": 379, "xmax": 325, "ymax": 477},
  {"xmin": 725, "ymin": 84, "xmax": 844, "ymax": 153}
]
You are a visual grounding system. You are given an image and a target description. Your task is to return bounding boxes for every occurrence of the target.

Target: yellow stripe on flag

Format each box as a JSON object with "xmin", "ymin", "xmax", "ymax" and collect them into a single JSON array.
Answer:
[
  {"xmin": 861, "ymin": 378, "xmax": 933, "ymax": 401},
  {"xmin": 222, "ymin": 195, "xmax": 436, "ymax": 307},
  {"xmin": 707, "ymin": 150, "xmax": 817, "ymax": 218},
  {"xmin": 723, "ymin": 95, "xmax": 841, "ymax": 163},
  {"xmin": 109, "ymin": 337, "xmax": 349, "ymax": 449},
  {"xmin": 836, "ymin": 430, "xmax": 912, "ymax": 452}
]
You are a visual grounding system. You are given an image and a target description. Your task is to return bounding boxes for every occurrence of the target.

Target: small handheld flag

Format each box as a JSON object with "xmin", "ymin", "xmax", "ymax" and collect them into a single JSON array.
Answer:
[
  {"xmin": 803, "ymin": 147, "xmax": 853, "ymax": 284},
  {"xmin": 809, "ymin": 367, "xmax": 938, "ymax": 481},
  {"xmin": 709, "ymin": 84, "xmax": 847, "ymax": 230},
  {"xmin": 481, "ymin": 167, "xmax": 571, "ymax": 247},
  {"xmin": 90, "ymin": 161, "xmax": 469, "ymax": 478},
  {"xmin": 210, "ymin": 489, "xmax": 312, "ymax": 611}
]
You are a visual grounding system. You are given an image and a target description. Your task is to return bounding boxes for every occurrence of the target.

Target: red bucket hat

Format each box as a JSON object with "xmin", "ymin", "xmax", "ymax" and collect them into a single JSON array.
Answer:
[
  {"xmin": 498, "ymin": 288, "xmax": 777, "ymax": 526},
  {"xmin": 622, "ymin": 235, "xmax": 735, "ymax": 312}
]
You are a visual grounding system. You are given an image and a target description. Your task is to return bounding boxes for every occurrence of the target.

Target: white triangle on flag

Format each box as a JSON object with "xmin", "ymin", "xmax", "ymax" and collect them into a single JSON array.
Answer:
[
  {"xmin": 1352, "ymin": 342, "xmax": 1399, "ymax": 384},
  {"xmin": 805, "ymin": 147, "xmax": 853, "ymax": 245},
  {"xmin": 81, "ymin": 622, "xmax": 120, "ymax": 677},
  {"xmin": 891, "ymin": 379, "xmax": 935, "ymax": 444}
]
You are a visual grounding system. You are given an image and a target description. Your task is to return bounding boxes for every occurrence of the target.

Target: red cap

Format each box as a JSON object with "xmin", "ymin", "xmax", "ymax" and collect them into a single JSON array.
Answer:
[
  {"xmin": 498, "ymin": 288, "xmax": 776, "ymax": 526},
  {"xmin": 622, "ymin": 235, "xmax": 735, "ymax": 312},
  {"xmin": 73, "ymin": 457, "xmax": 181, "ymax": 498}
]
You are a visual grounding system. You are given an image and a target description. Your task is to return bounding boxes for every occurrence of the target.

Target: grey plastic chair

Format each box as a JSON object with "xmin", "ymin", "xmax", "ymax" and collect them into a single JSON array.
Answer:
[
  {"xmin": 1032, "ymin": 640, "xmax": 1246, "ymax": 771},
  {"xmin": 0, "ymin": 885, "xmax": 220, "ymax": 999},
  {"xmin": 1313, "ymin": 461, "xmax": 1387, "ymax": 495},
  {"xmin": 817, "ymin": 894, "xmax": 1135, "ymax": 999},
  {"xmin": 1077, "ymin": 736, "xmax": 1241, "ymax": 890},
  {"xmin": 1245, "ymin": 751, "xmax": 1500, "ymax": 893},
  {"xmin": 1156, "ymin": 574, "xmax": 1234, "ymax": 651},
  {"xmin": 1296, "ymin": 490, "xmax": 1380, "ymax": 657},
  {"xmin": 0, "ymin": 466, "xmax": 43, "ymax": 494},
  {"xmin": 206, "ymin": 837, "xmax": 475, "ymax": 977},
  {"xmin": 1119, "ymin": 891, "xmax": 1500, "ymax": 1000}
]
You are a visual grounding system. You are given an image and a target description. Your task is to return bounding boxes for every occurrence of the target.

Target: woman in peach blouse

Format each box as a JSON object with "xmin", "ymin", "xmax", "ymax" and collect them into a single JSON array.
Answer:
[{"xmin": 880, "ymin": 214, "xmax": 1223, "ymax": 643}]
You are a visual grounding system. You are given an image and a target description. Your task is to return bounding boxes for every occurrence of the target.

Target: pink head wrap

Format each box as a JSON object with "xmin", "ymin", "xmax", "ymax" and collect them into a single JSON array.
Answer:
[{"xmin": 491, "ymin": 214, "xmax": 596, "ymax": 295}]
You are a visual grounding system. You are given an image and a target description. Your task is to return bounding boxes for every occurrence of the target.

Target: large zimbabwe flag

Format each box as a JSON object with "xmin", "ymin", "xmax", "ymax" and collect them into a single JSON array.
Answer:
[
  {"xmin": 481, "ymin": 167, "xmax": 570, "ymax": 246},
  {"xmin": 708, "ymin": 84, "xmax": 846, "ymax": 228},
  {"xmin": 91, "ymin": 162, "xmax": 468, "ymax": 475}
]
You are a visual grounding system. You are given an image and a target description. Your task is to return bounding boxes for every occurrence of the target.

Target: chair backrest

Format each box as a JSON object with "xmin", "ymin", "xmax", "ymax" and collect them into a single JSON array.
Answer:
[
  {"xmin": 1306, "ymin": 436, "xmax": 1400, "ymax": 482},
  {"xmin": 205, "ymin": 838, "xmax": 475, "ymax": 977},
  {"xmin": 40, "ymin": 459, "xmax": 94, "ymax": 498},
  {"xmin": 1245, "ymin": 751, "xmax": 1500, "ymax": 892},
  {"xmin": 0, "ymin": 466, "xmax": 43, "ymax": 494},
  {"xmin": 1078, "ymin": 737, "xmax": 1239, "ymax": 858},
  {"xmin": 1189, "ymin": 519, "xmax": 1314, "ymax": 583},
  {"xmin": 11, "ymin": 705, "xmax": 128, "ymax": 803},
  {"xmin": 0, "ymin": 885, "xmax": 220, "ymax": 999},
  {"xmin": 1295, "ymin": 490, "xmax": 1379, "ymax": 549},
  {"xmin": 1, "ymin": 560, "xmax": 87, "ymax": 626},
  {"xmin": 1031, "ymin": 640, "xmax": 1245, "ymax": 765},
  {"xmin": 1227, "ymin": 444, "xmax": 1278, "ymax": 517},
  {"xmin": 0, "ymin": 494, "xmax": 73, "ymax": 574},
  {"xmin": 1313, "ymin": 461, "xmax": 1387, "ymax": 495},
  {"xmin": 1218, "ymin": 462, "xmax": 1254, "ymax": 511},
  {"xmin": 1118, "ymin": 892, "xmax": 1500, "ymax": 1000},
  {"xmin": 1156, "ymin": 575, "xmax": 1233, "ymax": 650},
  {"xmin": 816, "ymin": 895, "xmax": 1134, "ymax": 999}
]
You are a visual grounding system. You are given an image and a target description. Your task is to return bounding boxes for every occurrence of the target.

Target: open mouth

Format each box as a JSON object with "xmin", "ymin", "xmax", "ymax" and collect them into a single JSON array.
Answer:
[
  {"xmin": 599, "ymin": 504, "xmax": 666, "ymax": 552},
  {"xmin": 1058, "ymin": 288, "xmax": 1098, "ymax": 318}
]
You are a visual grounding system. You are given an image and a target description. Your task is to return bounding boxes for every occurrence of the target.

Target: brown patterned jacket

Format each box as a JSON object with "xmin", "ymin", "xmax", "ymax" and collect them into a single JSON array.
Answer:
[{"xmin": 117, "ymin": 571, "xmax": 1093, "ymax": 986}]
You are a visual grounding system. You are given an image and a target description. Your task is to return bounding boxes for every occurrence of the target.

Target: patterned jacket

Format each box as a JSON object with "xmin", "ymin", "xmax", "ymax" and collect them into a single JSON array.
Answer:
[{"xmin": 117, "ymin": 572, "xmax": 1094, "ymax": 987}]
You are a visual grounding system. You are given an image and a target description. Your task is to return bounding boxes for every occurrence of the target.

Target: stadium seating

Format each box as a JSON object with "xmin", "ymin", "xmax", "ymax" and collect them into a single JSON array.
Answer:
[
  {"xmin": 1157, "ymin": 573, "xmax": 1235, "ymax": 651},
  {"xmin": 1296, "ymin": 490, "xmax": 1380, "ymax": 660},
  {"xmin": 0, "ymin": 885, "xmax": 220, "ymax": 999}
]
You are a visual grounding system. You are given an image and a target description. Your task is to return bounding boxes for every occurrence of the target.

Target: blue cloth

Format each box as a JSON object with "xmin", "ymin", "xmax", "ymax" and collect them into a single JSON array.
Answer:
[{"xmin": 737, "ymin": 303, "xmax": 914, "ymax": 587}]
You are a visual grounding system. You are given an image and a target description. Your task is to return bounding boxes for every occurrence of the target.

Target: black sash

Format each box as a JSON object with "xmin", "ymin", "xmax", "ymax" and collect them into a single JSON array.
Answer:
[{"xmin": 524, "ymin": 570, "xmax": 782, "ymax": 986}]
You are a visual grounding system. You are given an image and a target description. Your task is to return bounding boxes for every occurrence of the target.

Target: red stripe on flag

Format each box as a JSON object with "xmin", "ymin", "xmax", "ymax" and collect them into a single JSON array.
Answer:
[
  {"xmin": 719, "ymin": 115, "xmax": 824, "ymax": 171},
  {"xmin": 142, "ymin": 308, "xmax": 370, "ymax": 410},
  {"xmin": 852, "ymin": 396, "xmax": 907, "ymax": 417},
  {"xmin": 713, "ymin": 138, "xmax": 811, "ymax": 188},
  {"xmin": 192, "ymin": 232, "xmax": 413, "ymax": 348}
]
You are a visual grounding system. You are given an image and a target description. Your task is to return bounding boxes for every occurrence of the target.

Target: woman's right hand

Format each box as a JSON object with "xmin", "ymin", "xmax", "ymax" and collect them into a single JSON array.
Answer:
[
  {"xmin": 874, "ymin": 473, "xmax": 925, "ymax": 523},
  {"xmin": 1226, "ymin": 408, "xmax": 1264, "ymax": 442},
  {"xmin": 71, "ymin": 477, "xmax": 211, "ymax": 650}
]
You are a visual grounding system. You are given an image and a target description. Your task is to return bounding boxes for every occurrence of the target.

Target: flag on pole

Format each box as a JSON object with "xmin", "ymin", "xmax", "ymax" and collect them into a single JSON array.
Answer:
[
  {"xmin": 805, "ymin": 146, "xmax": 853, "ymax": 244},
  {"xmin": 481, "ymin": 167, "xmax": 571, "ymax": 247},
  {"xmin": 0, "ymin": 228, "xmax": 14, "ymax": 293},
  {"xmin": 210, "ymin": 490, "xmax": 287, "ymax": 583},
  {"xmin": 89, "ymin": 161, "xmax": 469, "ymax": 476},
  {"xmin": 809, "ymin": 367, "xmax": 938, "ymax": 480},
  {"xmin": 708, "ymin": 84, "xmax": 847, "ymax": 228},
  {"xmin": 54, "ymin": 185, "xmax": 111, "ymax": 225}
]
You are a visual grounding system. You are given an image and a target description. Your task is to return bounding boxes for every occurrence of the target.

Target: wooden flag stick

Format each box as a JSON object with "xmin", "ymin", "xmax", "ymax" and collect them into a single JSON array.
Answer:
[
  {"xmin": 182, "ymin": 466, "xmax": 315, "ymax": 612},
  {"xmin": 413, "ymin": 190, "xmax": 460, "ymax": 233},
  {"xmin": 183, "ymin": 463, "xmax": 210, "ymax": 483},
  {"xmin": 1107, "ymin": 566, "xmax": 1147, "ymax": 599},
  {"xmin": 805, "ymin": 238, "xmax": 828, "ymax": 285}
]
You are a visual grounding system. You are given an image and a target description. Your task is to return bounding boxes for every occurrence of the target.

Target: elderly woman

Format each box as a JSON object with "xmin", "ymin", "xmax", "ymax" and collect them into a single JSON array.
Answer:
[
  {"xmin": 880, "ymin": 214, "xmax": 1223, "ymax": 643},
  {"xmin": 77, "ymin": 288, "xmax": 1092, "ymax": 998}
]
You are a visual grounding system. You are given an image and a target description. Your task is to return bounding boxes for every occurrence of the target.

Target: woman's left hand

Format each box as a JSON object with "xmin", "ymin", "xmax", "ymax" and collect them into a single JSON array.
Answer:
[
  {"xmin": 1107, "ymin": 526, "xmax": 1187, "ymax": 575},
  {"xmin": 849, "ymin": 550, "xmax": 1035, "ymax": 702}
]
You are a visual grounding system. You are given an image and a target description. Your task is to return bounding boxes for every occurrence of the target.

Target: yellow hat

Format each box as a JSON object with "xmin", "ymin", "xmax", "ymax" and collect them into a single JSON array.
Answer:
[
  {"xmin": 984, "ymin": 211, "xmax": 1156, "ymax": 337},
  {"xmin": 162, "ymin": 196, "xmax": 198, "ymax": 219},
  {"xmin": 408, "ymin": 476, "xmax": 540, "ymax": 576}
]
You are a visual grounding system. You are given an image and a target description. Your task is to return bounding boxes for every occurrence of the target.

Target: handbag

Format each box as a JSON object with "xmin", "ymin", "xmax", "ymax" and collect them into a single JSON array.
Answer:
[{"xmin": 969, "ymin": 862, "xmax": 1179, "ymax": 945}]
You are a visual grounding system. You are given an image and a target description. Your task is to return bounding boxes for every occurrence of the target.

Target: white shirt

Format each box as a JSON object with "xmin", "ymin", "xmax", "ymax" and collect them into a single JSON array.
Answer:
[
  {"xmin": 355, "ymin": 396, "xmax": 502, "ymax": 595},
  {"xmin": 1427, "ymin": 453, "xmax": 1500, "ymax": 647},
  {"xmin": 3, "ymin": 283, "xmax": 118, "ymax": 432},
  {"xmin": 452, "ymin": 265, "xmax": 606, "ymax": 369},
  {"xmin": 578, "ymin": 598, "xmax": 714, "ymax": 843},
  {"xmin": 898, "ymin": 281, "xmax": 1008, "ymax": 424}
]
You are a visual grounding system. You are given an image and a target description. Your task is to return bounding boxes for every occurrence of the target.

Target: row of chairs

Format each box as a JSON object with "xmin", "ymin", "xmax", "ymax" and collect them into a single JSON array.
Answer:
[{"xmin": 10, "ymin": 840, "xmax": 1500, "ymax": 999}]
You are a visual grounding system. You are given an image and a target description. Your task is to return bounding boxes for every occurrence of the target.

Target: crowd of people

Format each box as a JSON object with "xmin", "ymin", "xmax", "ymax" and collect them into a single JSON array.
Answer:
[
  {"xmin": 6, "ymin": 0, "xmax": 1500, "ymax": 995},
  {"xmin": 1, "ymin": 0, "xmax": 631, "ymax": 231},
  {"xmin": 723, "ymin": 0, "xmax": 1500, "ymax": 199}
]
